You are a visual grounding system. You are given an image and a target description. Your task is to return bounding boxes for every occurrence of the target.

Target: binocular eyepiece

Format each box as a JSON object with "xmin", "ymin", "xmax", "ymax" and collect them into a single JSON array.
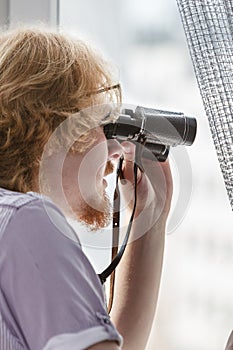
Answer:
[{"xmin": 103, "ymin": 106, "xmax": 197, "ymax": 161}]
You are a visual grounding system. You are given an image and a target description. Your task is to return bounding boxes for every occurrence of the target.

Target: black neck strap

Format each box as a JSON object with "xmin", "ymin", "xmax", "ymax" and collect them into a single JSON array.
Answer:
[{"xmin": 98, "ymin": 157, "xmax": 139, "ymax": 285}]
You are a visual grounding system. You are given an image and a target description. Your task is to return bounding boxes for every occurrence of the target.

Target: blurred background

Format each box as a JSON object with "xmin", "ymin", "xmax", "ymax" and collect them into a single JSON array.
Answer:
[{"xmin": 1, "ymin": 0, "xmax": 233, "ymax": 349}]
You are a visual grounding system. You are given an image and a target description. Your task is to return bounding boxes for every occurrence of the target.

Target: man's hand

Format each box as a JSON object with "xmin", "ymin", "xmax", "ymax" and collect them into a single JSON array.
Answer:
[{"xmin": 120, "ymin": 141, "xmax": 173, "ymax": 236}]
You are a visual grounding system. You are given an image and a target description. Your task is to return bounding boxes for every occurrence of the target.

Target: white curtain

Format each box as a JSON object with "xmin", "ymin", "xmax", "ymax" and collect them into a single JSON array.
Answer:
[{"xmin": 176, "ymin": 0, "xmax": 233, "ymax": 209}]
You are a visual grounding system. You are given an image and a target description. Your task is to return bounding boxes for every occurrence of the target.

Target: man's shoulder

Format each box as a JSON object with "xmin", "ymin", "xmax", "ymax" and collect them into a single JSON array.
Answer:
[
  {"xmin": 0, "ymin": 187, "xmax": 38, "ymax": 209},
  {"xmin": 0, "ymin": 187, "xmax": 79, "ymax": 244},
  {"xmin": 0, "ymin": 187, "xmax": 63, "ymax": 218},
  {"xmin": 0, "ymin": 187, "xmax": 40, "ymax": 240}
]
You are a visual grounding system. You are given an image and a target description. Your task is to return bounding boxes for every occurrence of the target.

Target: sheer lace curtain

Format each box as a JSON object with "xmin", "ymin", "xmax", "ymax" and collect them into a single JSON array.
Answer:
[{"xmin": 176, "ymin": 0, "xmax": 233, "ymax": 209}]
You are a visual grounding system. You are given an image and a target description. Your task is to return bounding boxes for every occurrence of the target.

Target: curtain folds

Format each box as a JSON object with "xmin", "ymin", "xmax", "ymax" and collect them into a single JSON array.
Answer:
[{"xmin": 176, "ymin": 0, "xmax": 233, "ymax": 209}]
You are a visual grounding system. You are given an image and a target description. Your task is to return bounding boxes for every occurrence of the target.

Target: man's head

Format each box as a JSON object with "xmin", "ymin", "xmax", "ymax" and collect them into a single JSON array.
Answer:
[{"xmin": 0, "ymin": 27, "xmax": 122, "ymax": 229}]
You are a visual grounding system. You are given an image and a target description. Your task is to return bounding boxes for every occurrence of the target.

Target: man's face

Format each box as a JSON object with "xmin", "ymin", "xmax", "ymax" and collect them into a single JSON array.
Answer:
[{"xmin": 60, "ymin": 128, "xmax": 122, "ymax": 230}]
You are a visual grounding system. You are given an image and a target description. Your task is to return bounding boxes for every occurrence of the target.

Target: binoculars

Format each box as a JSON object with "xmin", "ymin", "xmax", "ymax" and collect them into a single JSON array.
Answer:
[{"xmin": 103, "ymin": 106, "xmax": 197, "ymax": 161}]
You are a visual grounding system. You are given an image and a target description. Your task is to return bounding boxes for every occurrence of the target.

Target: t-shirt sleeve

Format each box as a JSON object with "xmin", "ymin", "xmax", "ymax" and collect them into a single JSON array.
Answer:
[{"xmin": 0, "ymin": 199, "xmax": 122, "ymax": 350}]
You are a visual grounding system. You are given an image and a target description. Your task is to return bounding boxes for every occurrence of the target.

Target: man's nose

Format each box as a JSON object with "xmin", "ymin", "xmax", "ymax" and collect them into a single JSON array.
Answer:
[{"xmin": 107, "ymin": 139, "xmax": 123, "ymax": 161}]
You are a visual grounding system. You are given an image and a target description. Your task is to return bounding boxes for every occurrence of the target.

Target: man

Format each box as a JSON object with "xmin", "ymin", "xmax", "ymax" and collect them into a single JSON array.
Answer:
[{"xmin": 0, "ymin": 28, "xmax": 173, "ymax": 349}]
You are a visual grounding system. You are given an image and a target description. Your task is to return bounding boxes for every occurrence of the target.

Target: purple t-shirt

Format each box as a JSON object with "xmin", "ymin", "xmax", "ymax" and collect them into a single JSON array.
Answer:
[{"xmin": 0, "ymin": 187, "xmax": 122, "ymax": 350}]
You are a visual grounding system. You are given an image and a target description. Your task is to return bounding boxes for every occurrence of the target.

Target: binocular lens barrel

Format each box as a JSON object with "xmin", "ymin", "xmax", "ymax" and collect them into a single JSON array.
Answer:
[
  {"xmin": 104, "ymin": 106, "xmax": 197, "ymax": 147},
  {"xmin": 135, "ymin": 106, "xmax": 197, "ymax": 146}
]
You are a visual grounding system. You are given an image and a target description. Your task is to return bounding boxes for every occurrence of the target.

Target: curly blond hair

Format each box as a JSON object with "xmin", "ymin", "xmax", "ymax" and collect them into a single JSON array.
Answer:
[{"xmin": 0, "ymin": 27, "xmax": 121, "ymax": 193}]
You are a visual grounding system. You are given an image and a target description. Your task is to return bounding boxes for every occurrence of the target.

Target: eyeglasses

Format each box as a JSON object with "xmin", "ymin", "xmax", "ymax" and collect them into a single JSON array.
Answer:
[{"xmin": 87, "ymin": 83, "xmax": 121, "ymax": 97}]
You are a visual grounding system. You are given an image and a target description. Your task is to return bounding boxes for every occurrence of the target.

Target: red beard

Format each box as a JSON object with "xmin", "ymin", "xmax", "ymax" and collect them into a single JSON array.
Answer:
[{"xmin": 69, "ymin": 160, "xmax": 115, "ymax": 231}]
